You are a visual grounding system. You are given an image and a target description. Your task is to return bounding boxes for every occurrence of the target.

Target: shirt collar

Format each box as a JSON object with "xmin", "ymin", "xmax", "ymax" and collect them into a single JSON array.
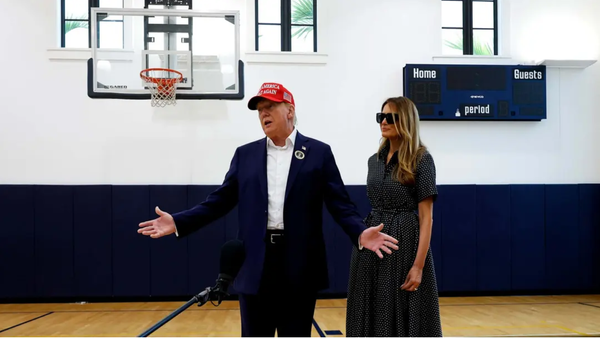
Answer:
[{"xmin": 267, "ymin": 127, "xmax": 297, "ymax": 149}]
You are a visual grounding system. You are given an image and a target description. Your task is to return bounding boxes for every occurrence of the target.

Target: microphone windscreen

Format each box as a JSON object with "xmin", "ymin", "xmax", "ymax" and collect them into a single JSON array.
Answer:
[{"xmin": 219, "ymin": 239, "xmax": 246, "ymax": 279}]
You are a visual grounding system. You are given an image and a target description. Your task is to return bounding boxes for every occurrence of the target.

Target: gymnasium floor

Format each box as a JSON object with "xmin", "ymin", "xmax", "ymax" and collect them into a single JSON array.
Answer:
[{"xmin": 1, "ymin": 295, "xmax": 599, "ymax": 336}]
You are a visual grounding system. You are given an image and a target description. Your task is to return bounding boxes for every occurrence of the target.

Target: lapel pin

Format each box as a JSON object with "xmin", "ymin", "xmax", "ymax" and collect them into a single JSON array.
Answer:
[
  {"xmin": 295, "ymin": 150, "xmax": 305, "ymax": 160},
  {"xmin": 302, "ymin": 146, "xmax": 306, "ymax": 151}
]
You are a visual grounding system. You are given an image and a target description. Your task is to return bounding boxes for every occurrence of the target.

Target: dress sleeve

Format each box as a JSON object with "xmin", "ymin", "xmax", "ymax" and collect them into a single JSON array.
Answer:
[{"xmin": 416, "ymin": 151, "xmax": 438, "ymax": 202}]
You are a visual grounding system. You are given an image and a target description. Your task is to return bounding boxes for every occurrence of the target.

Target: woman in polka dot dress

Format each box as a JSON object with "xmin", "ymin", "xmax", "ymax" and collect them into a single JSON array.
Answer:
[{"xmin": 346, "ymin": 96, "xmax": 443, "ymax": 337}]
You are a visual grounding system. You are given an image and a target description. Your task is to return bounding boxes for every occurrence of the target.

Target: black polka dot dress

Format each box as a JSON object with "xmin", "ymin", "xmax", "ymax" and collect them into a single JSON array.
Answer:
[{"xmin": 346, "ymin": 143, "xmax": 443, "ymax": 337}]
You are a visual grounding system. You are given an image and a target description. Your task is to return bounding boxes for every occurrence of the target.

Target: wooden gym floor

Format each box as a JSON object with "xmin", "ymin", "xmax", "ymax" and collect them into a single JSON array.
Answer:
[{"xmin": 1, "ymin": 295, "xmax": 600, "ymax": 337}]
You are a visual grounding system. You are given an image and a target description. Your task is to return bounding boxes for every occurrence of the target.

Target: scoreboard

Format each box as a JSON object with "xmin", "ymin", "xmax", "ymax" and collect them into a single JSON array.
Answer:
[{"xmin": 402, "ymin": 64, "xmax": 547, "ymax": 121}]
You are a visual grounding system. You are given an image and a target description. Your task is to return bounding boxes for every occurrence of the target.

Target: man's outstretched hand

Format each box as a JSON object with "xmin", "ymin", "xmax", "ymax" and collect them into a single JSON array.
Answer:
[
  {"xmin": 138, "ymin": 206, "xmax": 176, "ymax": 238},
  {"xmin": 360, "ymin": 223, "xmax": 399, "ymax": 258}
]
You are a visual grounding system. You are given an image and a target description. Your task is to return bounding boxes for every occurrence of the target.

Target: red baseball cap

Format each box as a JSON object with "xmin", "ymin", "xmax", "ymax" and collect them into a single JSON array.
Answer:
[{"xmin": 247, "ymin": 82, "xmax": 295, "ymax": 110}]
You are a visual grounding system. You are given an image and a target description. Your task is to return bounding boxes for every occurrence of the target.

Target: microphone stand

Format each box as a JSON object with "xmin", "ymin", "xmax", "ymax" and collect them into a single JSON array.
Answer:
[{"xmin": 138, "ymin": 286, "xmax": 227, "ymax": 337}]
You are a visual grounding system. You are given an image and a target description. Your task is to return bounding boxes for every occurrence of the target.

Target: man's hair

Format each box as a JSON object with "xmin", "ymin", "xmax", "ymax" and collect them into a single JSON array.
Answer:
[{"xmin": 284, "ymin": 102, "xmax": 297, "ymax": 125}]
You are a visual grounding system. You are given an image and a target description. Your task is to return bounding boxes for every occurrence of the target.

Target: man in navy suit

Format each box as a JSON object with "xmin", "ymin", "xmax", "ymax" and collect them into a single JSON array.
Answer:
[{"xmin": 138, "ymin": 82, "xmax": 399, "ymax": 337}]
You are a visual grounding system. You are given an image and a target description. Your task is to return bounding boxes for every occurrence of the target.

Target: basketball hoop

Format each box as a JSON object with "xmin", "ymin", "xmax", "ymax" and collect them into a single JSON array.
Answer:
[{"xmin": 140, "ymin": 68, "xmax": 184, "ymax": 107}]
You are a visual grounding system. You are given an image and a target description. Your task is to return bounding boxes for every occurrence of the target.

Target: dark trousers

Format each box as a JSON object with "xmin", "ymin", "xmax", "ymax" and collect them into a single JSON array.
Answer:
[{"xmin": 239, "ymin": 230, "xmax": 317, "ymax": 337}]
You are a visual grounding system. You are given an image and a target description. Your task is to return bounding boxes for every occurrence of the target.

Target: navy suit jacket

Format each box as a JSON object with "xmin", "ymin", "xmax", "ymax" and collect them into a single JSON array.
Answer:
[{"xmin": 172, "ymin": 131, "xmax": 367, "ymax": 295}]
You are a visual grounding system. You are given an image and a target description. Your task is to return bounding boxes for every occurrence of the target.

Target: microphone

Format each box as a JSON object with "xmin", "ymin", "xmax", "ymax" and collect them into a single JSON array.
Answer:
[
  {"xmin": 138, "ymin": 239, "xmax": 246, "ymax": 337},
  {"xmin": 211, "ymin": 239, "xmax": 246, "ymax": 305}
]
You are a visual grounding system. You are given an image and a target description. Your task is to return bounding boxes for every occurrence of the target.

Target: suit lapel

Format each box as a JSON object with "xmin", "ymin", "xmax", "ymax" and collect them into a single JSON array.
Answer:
[
  {"xmin": 257, "ymin": 138, "xmax": 268, "ymax": 202},
  {"xmin": 284, "ymin": 132, "xmax": 309, "ymax": 202}
]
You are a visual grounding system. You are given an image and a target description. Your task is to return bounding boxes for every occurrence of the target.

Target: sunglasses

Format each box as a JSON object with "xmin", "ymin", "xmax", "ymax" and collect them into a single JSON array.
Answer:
[{"xmin": 376, "ymin": 113, "xmax": 399, "ymax": 124}]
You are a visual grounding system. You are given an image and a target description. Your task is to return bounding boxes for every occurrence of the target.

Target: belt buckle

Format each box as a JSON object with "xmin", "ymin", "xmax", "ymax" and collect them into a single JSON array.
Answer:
[{"xmin": 270, "ymin": 233, "xmax": 282, "ymax": 244}]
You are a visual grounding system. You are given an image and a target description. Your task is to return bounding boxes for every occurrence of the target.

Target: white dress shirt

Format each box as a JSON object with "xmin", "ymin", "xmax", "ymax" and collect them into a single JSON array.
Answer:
[{"xmin": 266, "ymin": 128, "xmax": 297, "ymax": 230}]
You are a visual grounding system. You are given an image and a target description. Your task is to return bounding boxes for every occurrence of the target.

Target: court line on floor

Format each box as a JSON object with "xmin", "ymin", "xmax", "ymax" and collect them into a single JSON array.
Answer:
[
  {"xmin": 439, "ymin": 301, "xmax": 597, "ymax": 307},
  {"xmin": 324, "ymin": 329, "xmax": 344, "ymax": 335},
  {"xmin": 0, "ymin": 312, "xmax": 54, "ymax": 334},
  {"xmin": 0, "ymin": 308, "xmax": 242, "ymax": 313},
  {"xmin": 0, "ymin": 308, "xmax": 596, "ymax": 337},
  {"xmin": 322, "ymin": 301, "xmax": 600, "ymax": 308},
  {"xmin": 445, "ymin": 323, "xmax": 597, "ymax": 337},
  {"xmin": 312, "ymin": 319, "xmax": 325, "ymax": 337},
  {"xmin": 2, "ymin": 300, "xmax": 599, "ymax": 314},
  {"xmin": 0, "ymin": 304, "xmax": 580, "ymax": 313},
  {"xmin": 541, "ymin": 321, "xmax": 598, "ymax": 337}
]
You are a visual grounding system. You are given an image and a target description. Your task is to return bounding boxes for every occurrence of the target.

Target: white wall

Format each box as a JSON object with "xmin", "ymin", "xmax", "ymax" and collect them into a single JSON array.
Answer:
[{"xmin": 0, "ymin": 0, "xmax": 599, "ymax": 185}]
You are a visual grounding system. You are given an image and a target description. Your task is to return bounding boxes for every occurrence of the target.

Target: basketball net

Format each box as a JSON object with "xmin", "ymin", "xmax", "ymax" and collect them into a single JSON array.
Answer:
[{"xmin": 140, "ymin": 68, "xmax": 184, "ymax": 107}]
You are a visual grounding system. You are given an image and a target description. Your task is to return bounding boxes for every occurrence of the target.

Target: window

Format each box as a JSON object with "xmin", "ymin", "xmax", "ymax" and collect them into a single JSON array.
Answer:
[
  {"xmin": 255, "ymin": 0, "xmax": 317, "ymax": 53},
  {"xmin": 61, "ymin": 0, "xmax": 125, "ymax": 48},
  {"xmin": 442, "ymin": 0, "xmax": 497, "ymax": 55}
]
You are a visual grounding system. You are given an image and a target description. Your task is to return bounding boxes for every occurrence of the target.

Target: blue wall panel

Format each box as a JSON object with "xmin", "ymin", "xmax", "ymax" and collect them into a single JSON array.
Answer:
[
  {"xmin": 331, "ymin": 186, "xmax": 371, "ymax": 294},
  {"xmin": 34, "ymin": 186, "xmax": 74, "ymax": 297},
  {"xmin": 510, "ymin": 185, "xmax": 545, "ymax": 290},
  {"xmin": 578, "ymin": 184, "xmax": 600, "ymax": 290},
  {"xmin": 149, "ymin": 185, "xmax": 189, "ymax": 296},
  {"xmin": 112, "ymin": 185, "xmax": 150, "ymax": 297},
  {"xmin": 224, "ymin": 204, "xmax": 240, "ymax": 293},
  {"xmin": 74, "ymin": 185, "xmax": 113, "ymax": 298},
  {"xmin": 0, "ymin": 185, "xmax": 35, "ymax": 299},
  {"xmin": 321, "ymin": 205, "xmax": 338, "ymax": 294},
  {"xmin": 476, "ymin": 185, "xmax": 511, "ymax": 291},
  {"xmin": 186, "ymin": 186, "xmax": 226, "ymax": 295},
  {"xmin": 545, "ymin": 185, "xmax": 580, "ymax": 290},
  {"xmin": 320, "ymin": 186, "xmax": 367, "ymax": 294},
  {"xmin": 1, "ymin": 183, "xmax": 599, "ymax": 302},
  {"xmin": 440, "ymin": 185, "xmax": 477, "ymax": 292},
  {"xmin": 431, "ymin": 196, "xmax": 443, "ymax": 292}
]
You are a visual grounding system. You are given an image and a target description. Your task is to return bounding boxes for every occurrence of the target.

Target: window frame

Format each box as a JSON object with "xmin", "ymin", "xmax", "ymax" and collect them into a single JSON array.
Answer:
[
  {"xmin": 441, "ymin": 0, "xmax": 498, "ymax": 55},
  {"xmin": 60, "ymin": 0, "xmax": 125, "ymax": 49},
  {"xmin": 254, "ymin": 0, "xmax": 318, "ymax": 53}
]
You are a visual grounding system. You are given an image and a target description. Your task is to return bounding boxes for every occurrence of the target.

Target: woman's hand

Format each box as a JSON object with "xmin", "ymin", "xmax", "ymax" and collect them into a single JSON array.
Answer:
[{"xmin": 401, "ymin": 266, "xmax": 422, "ymax": 292}]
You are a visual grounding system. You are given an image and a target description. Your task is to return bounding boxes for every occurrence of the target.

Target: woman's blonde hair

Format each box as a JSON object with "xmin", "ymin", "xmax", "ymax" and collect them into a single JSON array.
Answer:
[{"xmin": 378, "ymin": 96, "xmax": 427, "ymax": 185}]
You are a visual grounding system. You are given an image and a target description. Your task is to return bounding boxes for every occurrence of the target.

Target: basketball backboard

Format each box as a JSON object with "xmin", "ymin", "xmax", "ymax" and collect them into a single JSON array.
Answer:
[{"xmin": 87, "ymin": 6, "xmax": 244, "ymax": 101}]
